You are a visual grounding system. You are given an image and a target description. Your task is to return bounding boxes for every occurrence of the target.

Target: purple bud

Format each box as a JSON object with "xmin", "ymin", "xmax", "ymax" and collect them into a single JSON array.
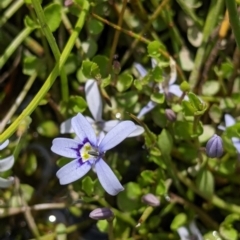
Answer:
[
  {"xmin": 64, "ymin": 0, "xmax": 73, "ymax": 7},
  {"xmin": 112, "ymin": 60, "xmax": 121, "ymax": 75},
  {"xmin": 89, "ymin": 208, "xmax": 114, "ymax": 220},
  {"xmin": 206, "ymin": 134, "xmax": 223, "ymax": 158},
  {"xmin": 142, "ymin": 193, "xmax": 160, "ymax": 207},
  {"xmin": 165, "ymin": 109, "xmax": 176, "ymax": 122}
]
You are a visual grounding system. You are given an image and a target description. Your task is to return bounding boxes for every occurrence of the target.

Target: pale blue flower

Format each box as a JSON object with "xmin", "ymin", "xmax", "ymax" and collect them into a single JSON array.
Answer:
[
  {"xmin": 0, "ymin": 140, "xmax": 14, "ymax": 188},
  {"xmin": 52, "ymin": 113, "xmax": 137, "ymax": 195},
  {"xmin": 61, "ymin": 79, "xmax": 144, "ymax": 137},
  {"xmin": 135, "ymin": 58, "xmax": 183, "ymax": 118},
  {"xmin": 177, "ymin": 221, "xmax": 203, "ymax": 240}
]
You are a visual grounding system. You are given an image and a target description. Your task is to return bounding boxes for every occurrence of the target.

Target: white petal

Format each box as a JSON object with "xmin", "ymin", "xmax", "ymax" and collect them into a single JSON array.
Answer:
[
  {"xmin": 99, "ymin": 121, "xmax": 137, "ymax": 152},
  {"xmin": 127, "ymin": 125, "xmax": 144, "ymax": 137},
  {"xmin": 225, "ymin": 114, "xmax": 236, "ymax": 127},
  {"xmin": 134, "ymin": 63, "xmax": 147, "ymax": 77},
  {"xmin": 137, "ymin": 101, "xmax": 157, "ymax": 118},
  {"xmin": 0, "ymin": 140, "xmax": 9, "ymax": 150},
  {"xmin": 85, "ymin": 116, "xmax": 95, "ymax": 124},
  {"xmin": 71, "ymin": 113, "xmax": 97, "ymax": 146},
  {"xmin": 233, "ymin": 141, "xmax": 240, "ymax": 153},
  {"xmin": 218, "ymin": 125, "xmax": 226, "ymax": 131},
  {"xmin": 0, "ymin": 155, "xmax": 14, "ymax": 172},
  {"xmin": 102, "ymin": 120, "xmax": 120, "ymax": 132},
  {"xmin": 177, "ymin": 226, "xmax": 189, "ymax": 240},
  {"xmin": 151, "ymin": 58, "xmax": 157, "ymax": 68},
  {"xmin": 85, "ymin": 79, "xmax": 102, "ymax": 121},
  {"xmin": 189, "ymin": 221, "xmax": 203, "ymax": 240},
  {"xmin": 0, "ymin": 176, "xmax": 14, "ymax": 188},
  {"xmin": 51, "ymin": 138, "xmax": 79, "ymax": 158},
  {"xmin": 60, "ymin": 118, "xmax": 74, "ymax": 134},
  {"xmin": 169, "ymin": 57, "xmax": 177, "ymax": 85},
  {"xmin": 168, "ymin": 84, "xmax": 183, "ymax": 97},
  {"xmin": 95, "ymin": 159, "xmax": 124, "ymax": 196},
  {"xmin": 56, "ymin": 159, "xmax": 91, "ymax": 185}
]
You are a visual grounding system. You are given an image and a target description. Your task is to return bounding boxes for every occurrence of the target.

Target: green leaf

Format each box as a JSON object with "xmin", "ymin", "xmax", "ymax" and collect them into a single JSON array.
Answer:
[
  {"xmin": 180, "ymin": 81, "xmax": 190, "ymax": 92},
  {"xmin": 198, "ymin": 125, "xmax": 215, "ymax": 143},
  {"xmin": 116, "ymin": 73, "xmax": 133, "ymax": 92},
  {"xmin": 64, "ymin": 54, "xmax": 78, "ymax": 75},
  {"xmin": 37, "ymin": 120, "xmax": 59, "ymax": 137},
  {"xmin": 97, "ymin": 220, "xmax": 108, "ymax": 232},
  {"xmin": 170, "ymin": 213, "xmax": 187, "ymax": 231},
  {"xmin": 101, "ymin": 75, "xmax": 111, "ymax": 88},
  {"xmin": 81, "ymin": 60, "xmax": 100, "ymax": 79},
  {"xmin": 82, "ymin": 176, "xmax": 94, "ymax": 196},
  {"xmin": 25, "ymin": 153, "xmax": 37, "ymax": 176},
  {"xmin": 209, "ymin": 104, "xmax": 222, "ymax": 123},
  {"xmin": 147, "ymin": 40, "xmax": 163, "ymax": 57},
  {"xmin": 202, "ymin": 81, "xmax": 220, "ymax": 96},
  {"xmin": 20, "ymin": 184, "xmax": 34, "ymax": 202},
  {"xmin": 82, "ymin": 38, "xmax": 98, "ymax": 58},
  {"xmin": 158, "ymin": 129, "xmax": 173, "ymax": 155},
  {"xmin": 88, "ymin": 18, "xmax": 104, "ymax": 35},
  {"xmin": 117, "ymin": 182, "xmax": 141, "ymax": 212},
  {"xmin": 220, "ymin": 225, "xmax": 238, "ymax": 240},
  {"xmin": 152, "ymin": 66, "xmax": 163, "ymax": 83},
  {"xmin": 23, "ymin": 55, "xmax": 46, "ymax": 78},
  {"xmin": 92, "ymin": 55, "xmax": 109, "ymax": 78},
  {"xmin": 155, "ymin": 179, "xmax": 167, "ymax": 195},
  {"xmin": 150, "ymin": 93, "xmax": 165, "ymax": 104},
  {"xmin": 44, "ymin": 3, "xmax": 62, "ymax": 32},
  {"xmin": 68, "ymin": 96, "xmax": 87, "ymax": 114},
  {"xmin": 140, "ymin": 170, "xmax": 155, "ymax": 185},
  {"xmin": 117, "ymin": 91, "xmax": 138, "ymax": 108},
  {"xmin": 24, "ymin": 16, "xmax": 38, "ymax": 29},
  {"xmin": 174, "ymin": 121, "xmax": 203, "ymax": 140},
  {"xmin": 196, "ymin": 168, "xmax": 214, "ymax": 197}
]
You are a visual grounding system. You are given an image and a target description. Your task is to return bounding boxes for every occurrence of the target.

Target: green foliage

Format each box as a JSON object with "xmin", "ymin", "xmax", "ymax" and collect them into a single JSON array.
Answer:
[
  {"xmin": 44, "ymin": 3, "xmax": 62, "ymax": 32},
  {"xmin": 37, "ymin": 120, "xmax": 59, "ymax": 137}
]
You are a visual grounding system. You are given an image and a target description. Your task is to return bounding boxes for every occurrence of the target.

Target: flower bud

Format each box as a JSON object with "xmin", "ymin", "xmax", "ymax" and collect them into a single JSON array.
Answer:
[
  {"xmin": 206, "ymin": 134, "xmax": 223, "ymax": 158},
  {"xmin": 165, "ymin": 109, "xmax": 176, "ymax": 122},
  {"xmin": 89, "ymin": 208, "xmax": 114, "ymax": 220},
  {"xmin": 64, "ymin": 0, "xmax": 73, "ymax": 7},
  {"xmin": 112, "ymin": 60, "xmax": 121, "ymax": 75},
  {"xmin": 142, "ymin": 193, "xmax": 160, "ymax": 207}
]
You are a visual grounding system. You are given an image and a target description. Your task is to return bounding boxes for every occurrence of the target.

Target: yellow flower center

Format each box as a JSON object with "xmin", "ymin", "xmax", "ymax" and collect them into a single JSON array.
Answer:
[{"xmin": 80, "ymin": 142, "xmax": 95, "ymax": 162}]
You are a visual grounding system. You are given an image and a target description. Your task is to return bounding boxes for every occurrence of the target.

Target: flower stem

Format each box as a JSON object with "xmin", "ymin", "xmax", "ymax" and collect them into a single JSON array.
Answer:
[
  {"xmin": 0, "ymin": 0, "xmax": 90, "ymax": 143},
  {"xmin": 0, "ymin": 72, "xmax": 38, "ymax": 133},
  {"xmin": 189, "ymin": 0, "xmax": 224, "ymax": 88},
  {"xmin": 0, "ymin": 27, "xmax": 33, "ymax": 68},
  {"xmin": 108, "ymin": 0, "xmax": 128, "ymax": 73},
  {"xmin": 0, "ymin": 0, "xmax": 24, "ymax": 27},
  {"xmin": 32, "ymin": 0, "xmax": 69, "ymax": 101},
  {"xmin": 225, "ymin": 0, "xmax": 240, "ymax": 49},
  {"xmin": 107, "ymin": 219, "xmax": 114, "ymax": 240}
]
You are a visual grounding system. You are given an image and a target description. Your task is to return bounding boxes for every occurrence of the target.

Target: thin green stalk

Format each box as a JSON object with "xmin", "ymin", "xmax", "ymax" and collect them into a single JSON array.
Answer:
[
  {"xmin": 107, "ymin": 219, "xmax": 114, "ymax": 240},
  {"xmin": 0, "ymin": 0, "xmax": 24, "ymax": 27},
  {"xmin": 189, "ymin": 0, "xmax": 224, "ymax": 88},
  {"xmin": 0, "ymin": 72, "xmax": 38, "ymax": 132},
  {"xmin": 108, "ymin": 0, "xmax": 128, "ymax": 72},
  {"xmin": 120, "ymin": 0, "xmax": 170, "ymax": 67},
  {"xmin": 177, "ymin": 171, "xmax": 240, "ymax": 214},
  {"xmin": 0, "ymin": 0, "xmax": 90, "ymax": 143},
  {"xmin": 4, "ymin": 22, "xmax": 44, "ymax": 56},
  {"xmin": 32, "ymin": 0, "xmax": 69, "ymax": 101},
  {"xmin": 175, "ymin": 0, "xmax": 203, "ymax": 28},
  {"xmin": 225, "ymin": 0, "xmax": 240, "ymax": 49},
  {"xmin": 0, "ymin": 27, "xmax": 33, "ymax": 68}
]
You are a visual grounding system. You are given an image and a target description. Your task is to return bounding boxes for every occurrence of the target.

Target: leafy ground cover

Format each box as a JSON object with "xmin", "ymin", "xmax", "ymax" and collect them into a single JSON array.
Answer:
[{"xmin": 1, "ymin": 0, "xmax": 240, "ymax": 239}]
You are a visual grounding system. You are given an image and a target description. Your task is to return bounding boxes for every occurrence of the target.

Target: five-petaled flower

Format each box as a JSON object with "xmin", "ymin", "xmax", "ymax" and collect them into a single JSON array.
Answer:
[
  {"xmin": 61, "ymin": 79, "xmax": 144, "ymax": 137},
  {"xmin": 134, "ymin": 58, "xmax": 184, "ymax": 118},
  {"xmin": 51, "ymin": 113, "xmax": 137, "ymax": 195}
]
